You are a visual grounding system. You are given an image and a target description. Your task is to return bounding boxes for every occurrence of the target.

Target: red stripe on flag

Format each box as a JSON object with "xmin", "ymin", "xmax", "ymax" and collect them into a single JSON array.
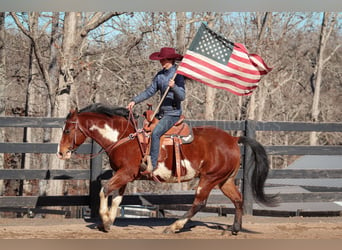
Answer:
[
  {"xmin": 181, "ymin": 54, "xmax": 263, "ymax": 81},
  {"xmin": 177, "ymin": 61, "xmax": 258, "ymax": 90},
  {"xmin": 177, "ymin": 71, "xmax": 256, "ymax": 96},
  {"xmin": 249, "ymin": 54, "xmax": 273, "ymax": 72},
  {"xmin": 227, "ymin": 57, "xmax": 268, "ymax": 75},
  {"xmin": 233, "ymin": 43, "xmax": 272, "ymax": 73}
]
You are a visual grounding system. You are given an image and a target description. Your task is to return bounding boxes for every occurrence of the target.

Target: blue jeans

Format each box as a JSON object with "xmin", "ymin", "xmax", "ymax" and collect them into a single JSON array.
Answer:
[{"xmin": 150, "ymin": 115, "xmax": 180, "ymax": 169}]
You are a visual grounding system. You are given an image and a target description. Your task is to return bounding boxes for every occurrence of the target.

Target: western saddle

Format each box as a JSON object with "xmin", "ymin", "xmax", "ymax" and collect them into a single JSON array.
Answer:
[{"xmin": 137, "ymin": 105, "xmax": 193, "ymax": 183}]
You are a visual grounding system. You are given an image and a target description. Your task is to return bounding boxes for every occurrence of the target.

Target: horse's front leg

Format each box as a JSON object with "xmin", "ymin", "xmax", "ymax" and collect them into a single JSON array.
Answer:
[
  {"xmin": 98, "ymin": 174, "xmax": 128, "ymax": 232},
  {"xmin": 98, "ymin": 188, "xmax": 124, "ymax": 232}
]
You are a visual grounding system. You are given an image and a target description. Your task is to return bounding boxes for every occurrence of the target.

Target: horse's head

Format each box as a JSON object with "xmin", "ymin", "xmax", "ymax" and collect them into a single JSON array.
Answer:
[{"xmin": 57, "ymin": 108, "xmax": 87, "ymax": 160}]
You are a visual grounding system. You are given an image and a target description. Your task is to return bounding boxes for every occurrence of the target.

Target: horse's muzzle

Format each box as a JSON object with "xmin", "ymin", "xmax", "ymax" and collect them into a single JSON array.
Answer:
[{"xmin": 57, "ymin": 151, "xmax": 72, "ymax": 160}]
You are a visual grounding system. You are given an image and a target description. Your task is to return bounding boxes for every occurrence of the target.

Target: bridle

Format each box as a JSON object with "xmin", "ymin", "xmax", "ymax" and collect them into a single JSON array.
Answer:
[
  {"xmin": 63, "ymin": 110, "xmax": 144, "ymax": 160},
  {"xmin": 63, "ymin": 119, "xmax": 87, "ymax": 155}
]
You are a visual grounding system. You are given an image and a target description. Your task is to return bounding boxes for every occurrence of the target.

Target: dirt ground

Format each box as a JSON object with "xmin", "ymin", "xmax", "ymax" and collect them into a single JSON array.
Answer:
[{"xmin": 1, "ymin": 215, "xmax": 342, "ymax": 239}]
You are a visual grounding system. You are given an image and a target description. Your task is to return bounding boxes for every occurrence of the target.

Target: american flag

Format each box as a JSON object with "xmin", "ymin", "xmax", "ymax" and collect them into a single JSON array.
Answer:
[{"xmin": 176, "ymin": 23, "xmax": 272, "ymax": 96}]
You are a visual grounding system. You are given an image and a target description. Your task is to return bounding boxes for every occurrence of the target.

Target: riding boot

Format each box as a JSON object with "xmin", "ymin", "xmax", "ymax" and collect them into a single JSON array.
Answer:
[
  {"xmin": 139, "ymin": 155, "xmax": 148, "ymax": 171},
  {"xmin": 146, "ymin": 155, "xmax": 153, "ymax": 173},
  {"xmin": 140, "ymin": 155, "xmax": 153, "ymax": 175},
  {"xmin": 141, "ymin": 155, "xmax": 161, "ymax": 183}
]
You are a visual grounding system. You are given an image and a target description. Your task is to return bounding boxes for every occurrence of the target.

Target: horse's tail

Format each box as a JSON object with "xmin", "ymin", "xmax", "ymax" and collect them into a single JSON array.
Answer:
[{"xmin": 238, "ymin": 136, "xmax": 278, "ymax": 207}]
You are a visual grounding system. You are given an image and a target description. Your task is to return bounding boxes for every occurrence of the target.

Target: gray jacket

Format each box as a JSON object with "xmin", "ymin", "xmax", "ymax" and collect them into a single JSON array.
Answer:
[{"xmin": 132, "ymin": 65, "xmax": 185, "ymax": 116}]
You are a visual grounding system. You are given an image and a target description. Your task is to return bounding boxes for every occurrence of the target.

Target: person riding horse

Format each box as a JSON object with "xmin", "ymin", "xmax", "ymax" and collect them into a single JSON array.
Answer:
[{"xmin": 126, "ymin": 47, "xmax": 186, "ymax": 177}]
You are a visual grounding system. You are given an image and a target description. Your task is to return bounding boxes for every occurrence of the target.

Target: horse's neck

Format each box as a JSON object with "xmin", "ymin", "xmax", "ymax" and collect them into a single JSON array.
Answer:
[{"xmin": 81, "ymin": 115, "xmax": 133, "ymax": 149}]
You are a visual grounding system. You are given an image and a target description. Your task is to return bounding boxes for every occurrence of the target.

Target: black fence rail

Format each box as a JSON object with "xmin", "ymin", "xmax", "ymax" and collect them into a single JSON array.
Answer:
[{"xmin": 0, "ymin": 117, "xmax": 341, "ymax": 217}]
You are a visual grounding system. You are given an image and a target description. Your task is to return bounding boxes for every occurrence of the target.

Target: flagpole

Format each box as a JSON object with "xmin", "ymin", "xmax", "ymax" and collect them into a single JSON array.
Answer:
[{"xmin": 149, "ymin": 72, "xmax": 178, "ymax": 123}]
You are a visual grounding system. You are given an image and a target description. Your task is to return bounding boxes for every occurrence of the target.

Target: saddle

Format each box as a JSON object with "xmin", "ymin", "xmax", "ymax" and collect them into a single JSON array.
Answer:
[{"xmin": 138, "ymin": 107, "xmax": 193, "ymax": 183}]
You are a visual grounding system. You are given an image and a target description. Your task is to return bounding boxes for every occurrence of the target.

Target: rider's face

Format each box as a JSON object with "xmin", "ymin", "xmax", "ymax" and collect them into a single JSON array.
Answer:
[{"xmin": 159, "ymin": 59, "xmax": 173, "ymax": 69}]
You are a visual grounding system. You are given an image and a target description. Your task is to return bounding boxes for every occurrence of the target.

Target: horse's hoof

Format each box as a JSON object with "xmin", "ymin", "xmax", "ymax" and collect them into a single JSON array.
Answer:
[
  {"xmin": 96, "ymin": 224, "xmax": 107, "ymax": 233},
  {"xmin": 97, "ymin": 223, "xmax": 111, "ymax": 233},
  {"xmin": 231, "ymin": 230, "xmax": 238, "ymax": 236},
  {"xmin": 231, "ymin": 223, "xmax": 240, "ymax": 235},
  {"xmin": 163, "ymin": 227, "xmax": 175, "ymax": 234}
]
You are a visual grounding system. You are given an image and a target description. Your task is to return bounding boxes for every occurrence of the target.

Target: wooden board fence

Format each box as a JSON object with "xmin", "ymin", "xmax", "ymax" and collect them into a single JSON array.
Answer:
[{"xmin": 0, "ymin": 117, "xmax": 341, "ymax": 217}]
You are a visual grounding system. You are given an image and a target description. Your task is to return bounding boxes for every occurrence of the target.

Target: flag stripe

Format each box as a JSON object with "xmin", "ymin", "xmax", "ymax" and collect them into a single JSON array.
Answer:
[
  {"xmin": 179, "ymin": 57, "xmax": 259, "ymax": 86},
  {"xmin": 178, "ymin": 61, "xmax": 260, "ymax": 91},
  {"xmin": 249, "ymin": 54, "xmax": 273, "ymax": 72},
  {"xmin": 178, "ymin": 68, "xmax": 255, "ymax": 96},
  {"xmin": 177, "ymin": 56, "xmax": 259, "ymax": 95},
  {"xmin": 181, "ymin": 51, "xmax": 263, "ymax": 81},
  {"xmin": 229, "ymin": 54, "xmax": 268, "ymax": 74},
  {"xmin": 176, "ymin": 23, "xmax": 272, "ymax": 96},
  {"xmin": 227, "ymin": 57, "xmax": 268, "ymax": 75},
  {"xmin": 233, "ymin": 44, "xmax": 272, "ymax": 72},
  {"xmin": 178, "ymin": 62, "xmax": 255, "ymax": 90}
]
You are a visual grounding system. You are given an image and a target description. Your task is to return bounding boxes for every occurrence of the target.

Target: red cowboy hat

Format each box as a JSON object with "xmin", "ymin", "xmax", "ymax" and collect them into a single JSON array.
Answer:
[{"xmin": 149, "ymin": 47, "xmax": 183, "ymax": 61}]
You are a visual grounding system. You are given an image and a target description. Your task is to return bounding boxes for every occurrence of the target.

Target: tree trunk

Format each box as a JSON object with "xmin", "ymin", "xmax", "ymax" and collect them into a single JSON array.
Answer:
[
  {"xmin": 0, "ymin": 12, "xmax": 5, "ymax": 196},
  {"xmin": 21, "ymin": 12, "xmax": 41, "ymax": 196},
  {"xmin": 247, "ymin": 12, "xmax": 271, "ymax": 121},
  {"xmin": 46, "ymin": 11, "xmax": 124, "ymax": 196},
  {"xmin": 40, "ymin": 12, "xmax": 60, "ymax": 195},
  {"xmin": 309, "ymin": 13, "xmax": 340, "ymax": 145},
  {"xmin": 310, "ymin": 13, "xmax": 328, "ymax": 145},
  {"xmin": 47, "ymin": 12, "xmax": 79, "ymax": 197},
  {"xmin": 175, "ymin": 12, "xmax": 186, "ymax": 54},
  {"xmin": 204, "ymin": 16, "xmax": 216, "ymax": 120}
]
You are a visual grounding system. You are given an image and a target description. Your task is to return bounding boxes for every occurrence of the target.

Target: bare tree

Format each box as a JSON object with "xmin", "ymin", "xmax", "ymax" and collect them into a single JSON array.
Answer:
[
  {"xmin": 20, "ymin": 12, "xmax": 40, "ymax": 196},
  {"xmin": 310, "ymin": 12, "xmax": 341, "ymax": 145},
  {"xmin": 10, "ymin": 12, "xmax": 126, "ymax": 198},
  {"xmin": 0, "ymin": 12, "xmax": 5, "ymax": 195},
  {"xmin": 40, "ymin": 12, "xmax": 61, "ymax": 195},
  {"xmin": 50, "ymin": 12, "xmax": 126, "ymax": 196}
]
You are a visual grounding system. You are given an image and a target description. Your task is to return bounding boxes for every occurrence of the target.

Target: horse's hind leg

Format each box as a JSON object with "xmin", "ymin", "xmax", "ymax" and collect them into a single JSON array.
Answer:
[
  {"xmin": 163, "ymin": 178, "xmax": 215, "ymax": 234},
  {"xmin": 219, "ymin": 177, "xmax": 243, "ymax": 235}
]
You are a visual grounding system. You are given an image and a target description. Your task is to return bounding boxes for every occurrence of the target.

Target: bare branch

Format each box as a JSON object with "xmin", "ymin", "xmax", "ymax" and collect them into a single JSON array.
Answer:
[
  {"xmin": 80, "ymin": 12, "xmax": 126, "ymax": 37},
  {"xmin": 10, "ymin": 12, "xmax": 32, "ymax": 39},
  {"xmin": 323, "ymin": 44, "xmax": 342, "ymax": 65}
]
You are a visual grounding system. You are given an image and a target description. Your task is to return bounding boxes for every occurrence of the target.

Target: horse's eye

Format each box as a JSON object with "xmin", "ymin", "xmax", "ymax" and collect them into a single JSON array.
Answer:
[{"xmin": 64, "ymin": 130, "xmax": 70, "ymax": 134}]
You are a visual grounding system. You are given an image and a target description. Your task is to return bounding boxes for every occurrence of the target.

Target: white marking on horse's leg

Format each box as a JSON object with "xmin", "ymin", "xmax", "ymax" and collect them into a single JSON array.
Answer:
[
  {"xmin": 108, "ymin": 196, "xmax": 123, "ymax": 223},
  {"xmin": 196, "ymin": 186, "xmax": 202, "ymax": 195},
  {"xmin": 99, "ymin": 187, "xmax": 108, "ymax": 218},
  {"xmin": 89, "ymin": 124, "xmax": 119, "ymax": 143},
  {"xmin": 164, "ymin": 218, "xmax": 189, "ymax": 233}
]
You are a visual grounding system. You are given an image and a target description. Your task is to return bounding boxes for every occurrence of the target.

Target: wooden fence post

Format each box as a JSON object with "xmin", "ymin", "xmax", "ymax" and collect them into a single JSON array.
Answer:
[
  {"xmin": 243, "ymin": 119, "xmax": 256, "ymax": 215},
  {"xmin": 89, "ymin": 140, "xmax": 103, "ymax": 218}
]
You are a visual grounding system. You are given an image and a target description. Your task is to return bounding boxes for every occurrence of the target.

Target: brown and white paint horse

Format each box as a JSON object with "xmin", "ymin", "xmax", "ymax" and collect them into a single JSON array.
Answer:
[{"xmin": 57, "ymin": 103, "xmax": 276, "ymax": 235}]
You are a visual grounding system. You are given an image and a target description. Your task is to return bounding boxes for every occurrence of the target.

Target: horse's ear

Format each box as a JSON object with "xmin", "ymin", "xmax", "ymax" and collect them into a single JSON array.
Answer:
[{"xmin": 69, "ymin": 107, "xmax": 78, "ymax": 116}]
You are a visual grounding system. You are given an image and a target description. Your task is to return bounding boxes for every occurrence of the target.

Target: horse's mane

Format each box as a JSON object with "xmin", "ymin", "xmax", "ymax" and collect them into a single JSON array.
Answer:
[{"xmin": 77, "ymin": 103, "xmax": 138, "ymax": 119}]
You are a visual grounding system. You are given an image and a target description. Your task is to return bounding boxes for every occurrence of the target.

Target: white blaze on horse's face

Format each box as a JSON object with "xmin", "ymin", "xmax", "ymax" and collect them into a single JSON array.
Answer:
[{"xmin": 89, "ymin": 124, "xmax": 119, "ymax": 143}]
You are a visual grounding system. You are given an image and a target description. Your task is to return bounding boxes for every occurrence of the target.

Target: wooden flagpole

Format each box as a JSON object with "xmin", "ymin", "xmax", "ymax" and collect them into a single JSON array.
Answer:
[{"xmin": 149, "ymin": 72, "xmax": 178, "ymax": 122}]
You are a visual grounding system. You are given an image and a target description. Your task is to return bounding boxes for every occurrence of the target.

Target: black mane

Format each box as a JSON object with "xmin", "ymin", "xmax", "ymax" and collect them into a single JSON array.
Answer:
[{"xmin": 78, "ymin": 103, "xmax": 137, "ymax": 119}]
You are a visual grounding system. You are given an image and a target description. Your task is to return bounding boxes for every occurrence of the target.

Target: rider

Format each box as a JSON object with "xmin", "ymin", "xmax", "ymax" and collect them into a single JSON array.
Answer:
[{"xmin": 127, "ymin": 47, "xmax": 185, "ymax": 176}]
